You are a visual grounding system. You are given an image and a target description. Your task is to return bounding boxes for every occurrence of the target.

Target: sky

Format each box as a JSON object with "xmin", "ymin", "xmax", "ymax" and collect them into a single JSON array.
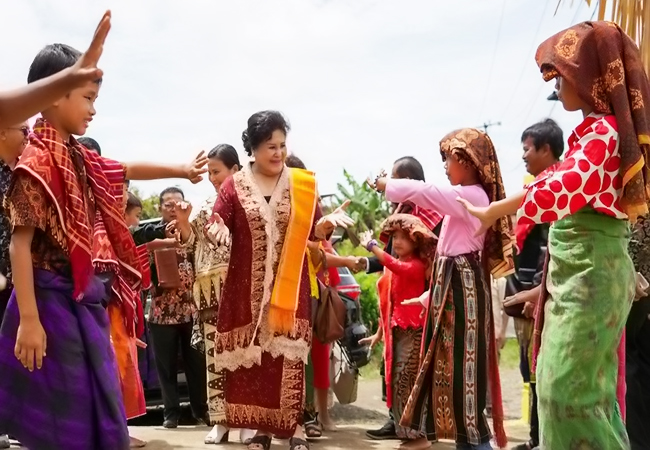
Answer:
[{"xmin": 0, "ymin": 0, "xmax": 602, "ymax": 207}]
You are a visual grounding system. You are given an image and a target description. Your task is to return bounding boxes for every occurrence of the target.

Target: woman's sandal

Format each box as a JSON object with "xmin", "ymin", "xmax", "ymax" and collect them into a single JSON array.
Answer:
[
  {"xmin": 289, "ymin": 437, "xmax": 310, "ymax": 450},
  {"xmin": 304, "ymin": 419, "xmax": 322, "ymax": 438},
  {"xmin": 247, "ymin": 435, "xmax": 272, "ymax": 450}
]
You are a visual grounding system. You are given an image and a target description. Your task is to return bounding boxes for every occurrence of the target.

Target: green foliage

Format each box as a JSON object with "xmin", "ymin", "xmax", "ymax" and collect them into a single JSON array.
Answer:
[
  {"xmin": 129, "ymin": 186, "xmax": 160, "ymax": 220},
  {"xmin": 332, "ymin": 170, "xmax": 391, "ymax": 245},
  {"xmin": 355, "ymin": 271, "xmax": 381, "ymax": 334},
  {"xmin": 330, "ymin": 169, "xmax": 391, "ymax": 333},
  {"xmin": 499, "ymin": 338, "xmax": 520, "ymax": 370}
]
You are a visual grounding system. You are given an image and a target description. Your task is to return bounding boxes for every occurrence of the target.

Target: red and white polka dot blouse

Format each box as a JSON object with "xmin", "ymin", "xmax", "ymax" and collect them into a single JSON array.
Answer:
[{"xmin": 518, "ymin": 114, "xmax": 627, "ymax": 226}]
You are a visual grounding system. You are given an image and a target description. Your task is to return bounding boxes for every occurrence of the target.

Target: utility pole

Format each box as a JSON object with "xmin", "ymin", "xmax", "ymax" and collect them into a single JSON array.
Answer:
[{"xmin": 476, "ymin": 121, "xmax": 502, "ymax": 135}]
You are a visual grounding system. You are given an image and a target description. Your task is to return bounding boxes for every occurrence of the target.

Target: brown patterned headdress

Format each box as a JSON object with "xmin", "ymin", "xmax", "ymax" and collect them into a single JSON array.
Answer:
[
  {"xmin": 536, "ymin": 21, "xmax": 650, "ymax": 222},
  {"xmin": 380, "ymin": 213, "xmax": 437, "ymax": 260},
  {"xmin": 439, "ymin": 128, "xmax": 514, "ymax": 278}
]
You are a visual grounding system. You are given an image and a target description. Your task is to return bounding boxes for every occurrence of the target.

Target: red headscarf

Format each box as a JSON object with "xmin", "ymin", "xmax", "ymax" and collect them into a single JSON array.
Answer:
[{"xmin": 16, "ymin": 119, "xmax": 143, "ymax": 331}]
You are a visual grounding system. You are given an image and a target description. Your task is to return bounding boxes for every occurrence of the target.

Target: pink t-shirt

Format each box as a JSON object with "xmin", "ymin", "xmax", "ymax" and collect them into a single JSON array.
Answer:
[{"xmin": 385, "ymin": 178, "xmax": 488, "ymax": 257}]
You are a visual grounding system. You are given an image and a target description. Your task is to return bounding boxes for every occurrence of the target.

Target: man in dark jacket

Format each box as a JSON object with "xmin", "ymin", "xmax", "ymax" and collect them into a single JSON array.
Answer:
[
  {"xmin": 506, "ymin": 119, "xmax": 563, "ymax": 450},
  {"xmin": 132, "ymin": 187, "xmax": 208, "ymax": 429}
]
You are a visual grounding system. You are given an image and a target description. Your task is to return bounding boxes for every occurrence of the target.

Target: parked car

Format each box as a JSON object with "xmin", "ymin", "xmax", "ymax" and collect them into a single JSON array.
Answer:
[{"xmin": 136, "ymin": 239, "xmax": 364, "ymax": 407}]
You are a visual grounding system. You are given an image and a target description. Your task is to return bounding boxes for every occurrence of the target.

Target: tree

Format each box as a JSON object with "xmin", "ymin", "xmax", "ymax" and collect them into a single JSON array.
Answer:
[
  {"xmin": 129, "ymin": 186, "xmax": 160, "ymax": 220},
  {"xmin": 332, "ymin": 170, "xmax": 391, "ymax": 244},
  {"xmin": 330, "ymin": 170, "xmax": 392, "ymax": 333}
]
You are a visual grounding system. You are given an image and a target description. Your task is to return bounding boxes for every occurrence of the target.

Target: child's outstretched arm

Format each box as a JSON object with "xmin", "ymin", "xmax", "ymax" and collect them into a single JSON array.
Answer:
[
  {"xmin": 0, "ymin": 11, "xmax": 111, "ymax": 128},
  {"xmin": 402, "ymin": 290, "xmax": 430, "ymax": 308},
  {"xmin": 360, "ymin": 230, "xmax": 415, "ymax": 276},
  {"xmin": 457, "ymin": 191, "xmax": 526, "ymax": 236},
  {"xmin": 123, "ymin": 151, "xmax": 208, "ymax": 185},
  {"xmin": 373, "ymin": 177, "xmax": 469, "ymax": 218},
  {"xmin": 9, "ymin": 226, "xmax": 47, "ymax": 372}
]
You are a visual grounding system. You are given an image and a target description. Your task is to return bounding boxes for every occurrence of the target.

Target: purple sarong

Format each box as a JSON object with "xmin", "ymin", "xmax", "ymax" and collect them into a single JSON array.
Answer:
[{"xmin": 0, "ymin": 269, "xmax": 129, "ymax": 450}]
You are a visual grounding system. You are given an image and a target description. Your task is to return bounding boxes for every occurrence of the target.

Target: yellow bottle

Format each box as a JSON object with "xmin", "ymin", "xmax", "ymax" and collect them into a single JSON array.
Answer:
[{"xmin": 521, "ymin": 382, "xmax": 531, "ymax": 424}]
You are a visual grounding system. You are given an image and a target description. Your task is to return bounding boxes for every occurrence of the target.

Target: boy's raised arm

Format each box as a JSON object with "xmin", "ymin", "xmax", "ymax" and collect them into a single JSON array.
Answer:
[
  {"xmin": 124, "ymin": 151, "xmax": 208, "ymax": 184},
  {"xmin": 0, "ymin": 10, "xmax": 111, "ymax": 128}
]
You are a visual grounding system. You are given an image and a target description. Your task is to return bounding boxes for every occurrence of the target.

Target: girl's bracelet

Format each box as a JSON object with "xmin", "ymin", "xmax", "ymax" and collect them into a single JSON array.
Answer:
[{"xmin": 366, "ymin": 239, "xmax": 379, "ymax": 252}]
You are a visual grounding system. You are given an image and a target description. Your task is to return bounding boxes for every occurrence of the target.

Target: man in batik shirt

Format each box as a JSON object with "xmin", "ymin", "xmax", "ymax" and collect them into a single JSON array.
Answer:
[{"xmin": 132, "ymin": 186, "xmax": 208, "ymax": 429}]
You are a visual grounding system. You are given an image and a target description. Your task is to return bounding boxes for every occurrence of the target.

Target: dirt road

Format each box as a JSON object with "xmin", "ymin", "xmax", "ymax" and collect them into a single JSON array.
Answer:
[{"xmin": 127, "ymin": 373, "xmax": 531, "ymax": 450}]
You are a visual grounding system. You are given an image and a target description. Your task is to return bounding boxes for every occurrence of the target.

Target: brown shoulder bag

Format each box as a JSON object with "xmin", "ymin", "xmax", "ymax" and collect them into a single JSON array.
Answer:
[
  {"xmin": 313, "ymin": 249, "xmax": 347, "ymax": 344},
  {"xmin": 154, "ymin": 247, "xmax": 182, "ymax": 290}
]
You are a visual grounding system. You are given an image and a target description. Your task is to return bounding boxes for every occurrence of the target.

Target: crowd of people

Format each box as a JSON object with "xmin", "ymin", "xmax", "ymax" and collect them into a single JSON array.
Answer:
[{"xmin": 0, "ymin": 9, "xmax": 649, "ymax": 450}]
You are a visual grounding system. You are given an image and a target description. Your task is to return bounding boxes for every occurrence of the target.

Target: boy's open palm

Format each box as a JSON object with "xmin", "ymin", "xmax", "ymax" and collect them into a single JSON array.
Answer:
[
  {"xmin": 71, "ymin": 10, "xmax": 112, "ymax": 87},
  {"xmin": 15, "ymin": 318, "xmax": 47, "ymax": 372},
  {"xmin": 186, "ymin": 151, "xmax": 209, "ymax": 184}
]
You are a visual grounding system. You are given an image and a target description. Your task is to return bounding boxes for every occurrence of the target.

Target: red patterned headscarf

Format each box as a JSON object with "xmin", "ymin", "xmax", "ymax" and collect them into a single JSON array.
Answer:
[
  {"xmin": 536, "ymin": 21, "xmax": 650, "ymax": 222},
  {"xmin": 15, "ymin": 119, "xmax": 142, "ymax": 302}
]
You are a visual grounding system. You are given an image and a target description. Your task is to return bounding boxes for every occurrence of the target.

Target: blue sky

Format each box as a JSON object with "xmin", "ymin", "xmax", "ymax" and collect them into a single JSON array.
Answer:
[{"xmin": 0, "ymin": 0, "xmax": 601, "ymax": 206}]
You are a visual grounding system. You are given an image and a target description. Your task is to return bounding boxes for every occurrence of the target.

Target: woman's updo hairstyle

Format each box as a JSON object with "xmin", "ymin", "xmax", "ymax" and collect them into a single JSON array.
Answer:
[
  {"xmin": 241, "ymin": 110, "xmax": 290, "ymax": 157},
  {"xmin": 207, "ymin": 143, "xmax": 240, "ymax": 170}
]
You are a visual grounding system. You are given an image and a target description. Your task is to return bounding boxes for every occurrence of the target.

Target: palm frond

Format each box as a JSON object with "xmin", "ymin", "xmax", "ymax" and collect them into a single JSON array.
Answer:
[{"xmin": 560, "ymin": 0, "xmax": 650, "ymax": 74}]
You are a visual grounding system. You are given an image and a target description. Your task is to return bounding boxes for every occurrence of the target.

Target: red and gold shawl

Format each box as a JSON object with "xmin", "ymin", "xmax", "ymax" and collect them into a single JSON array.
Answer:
[
  {"xmin": 15, "ymin": 119, "xmax": 142, "ymax": 309},
  {"xmin": 536, "ymin": 21, "xmax": 650, "ymax": 222},
  {"xmin": 268, "ymin": 168, "xmax": 318, "ymax": 334}
]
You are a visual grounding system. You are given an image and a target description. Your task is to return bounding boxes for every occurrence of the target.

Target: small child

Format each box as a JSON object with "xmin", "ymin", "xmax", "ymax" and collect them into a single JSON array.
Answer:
[
  {"xmin": 125, "ymin": 191, "xmax": 143, "ymax": 228},
  {"xmin": 359, "ymin": 214, "xmax": 436, "ymax": 445}
]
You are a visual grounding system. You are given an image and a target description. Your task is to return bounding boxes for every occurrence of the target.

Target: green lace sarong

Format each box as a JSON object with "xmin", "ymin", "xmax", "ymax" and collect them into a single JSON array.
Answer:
[{"xmin": 537, "ymin": 207, "xmax": 634, "ymax": 448}]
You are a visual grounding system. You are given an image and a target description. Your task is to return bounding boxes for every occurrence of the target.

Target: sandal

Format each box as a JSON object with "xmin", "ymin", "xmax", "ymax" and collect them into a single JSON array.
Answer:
[
  {"xmin": 304, "ymin": 419, "xmax": 322, "ymax": 438},
  {"xmin": 247, "ymin": 435, "xmax": 272, "ymax": 450},
  {"xmin": 289, "ymin": 437, "xmax": 310, "ymax": 450}
]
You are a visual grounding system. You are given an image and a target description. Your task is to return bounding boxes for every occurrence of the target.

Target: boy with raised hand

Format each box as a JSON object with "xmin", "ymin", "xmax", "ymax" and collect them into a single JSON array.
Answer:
[
  {"xmin": 0, "ymin": 10, "xmax": 110, "ymax": 130},
  {"xmin": 0, "ymin": 39, "xmax": 207, "ymax": 450}
]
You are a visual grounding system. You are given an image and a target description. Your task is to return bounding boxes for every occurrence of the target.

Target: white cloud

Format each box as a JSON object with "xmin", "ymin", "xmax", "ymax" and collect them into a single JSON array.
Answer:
[{"xmin": 0, "ymin": 0, "xmax": 597, "ymax": 206}]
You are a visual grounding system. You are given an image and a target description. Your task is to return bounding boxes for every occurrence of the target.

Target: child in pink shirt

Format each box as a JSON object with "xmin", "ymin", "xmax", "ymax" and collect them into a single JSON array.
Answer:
[{"xmin": 371, "ymin": 128, "xmax": 514, "ymax": 450}]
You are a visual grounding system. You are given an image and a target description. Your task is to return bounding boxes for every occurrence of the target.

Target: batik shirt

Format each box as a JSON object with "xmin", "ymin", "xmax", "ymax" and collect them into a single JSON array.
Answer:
[
  {"xmin": 132, "ymin": 220, "xmax": 196, "ymax": 325},
  {"xmin": 0, "ymin": 163, "xmax": 13, "ymax": 279},
  {"xmin": 5, "ymin": 173, "xmax": 75, "ymax": 275}
]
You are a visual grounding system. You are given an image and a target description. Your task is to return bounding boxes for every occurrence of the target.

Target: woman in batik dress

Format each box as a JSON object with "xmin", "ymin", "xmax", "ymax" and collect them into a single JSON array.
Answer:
[
  {"xmin": 458, "ymin": 21, "xmax": 650, "ymax": 449},
  {"xmin": 177, "ymin": 144, "xmax": 256, "ymax": 445},
  {"xmin": 182, "ymin": 111, "xmax": 352, "ymax": 450},
  {"xmin": 371, "ymin": 128, "xmax": 514, "ymax": 450}
]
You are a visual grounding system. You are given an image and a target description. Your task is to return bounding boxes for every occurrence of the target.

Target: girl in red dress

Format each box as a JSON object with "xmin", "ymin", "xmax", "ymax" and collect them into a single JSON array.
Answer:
[{"xmin": 360, "ymin": 214, "xmax": 436, "ymax": 447}]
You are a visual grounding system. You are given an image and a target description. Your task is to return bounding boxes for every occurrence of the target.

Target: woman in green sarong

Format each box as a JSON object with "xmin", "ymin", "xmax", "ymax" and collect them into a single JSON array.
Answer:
[{"xmin": 457, "ymin": 21, "xmax": 650, "ymax": 448}]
